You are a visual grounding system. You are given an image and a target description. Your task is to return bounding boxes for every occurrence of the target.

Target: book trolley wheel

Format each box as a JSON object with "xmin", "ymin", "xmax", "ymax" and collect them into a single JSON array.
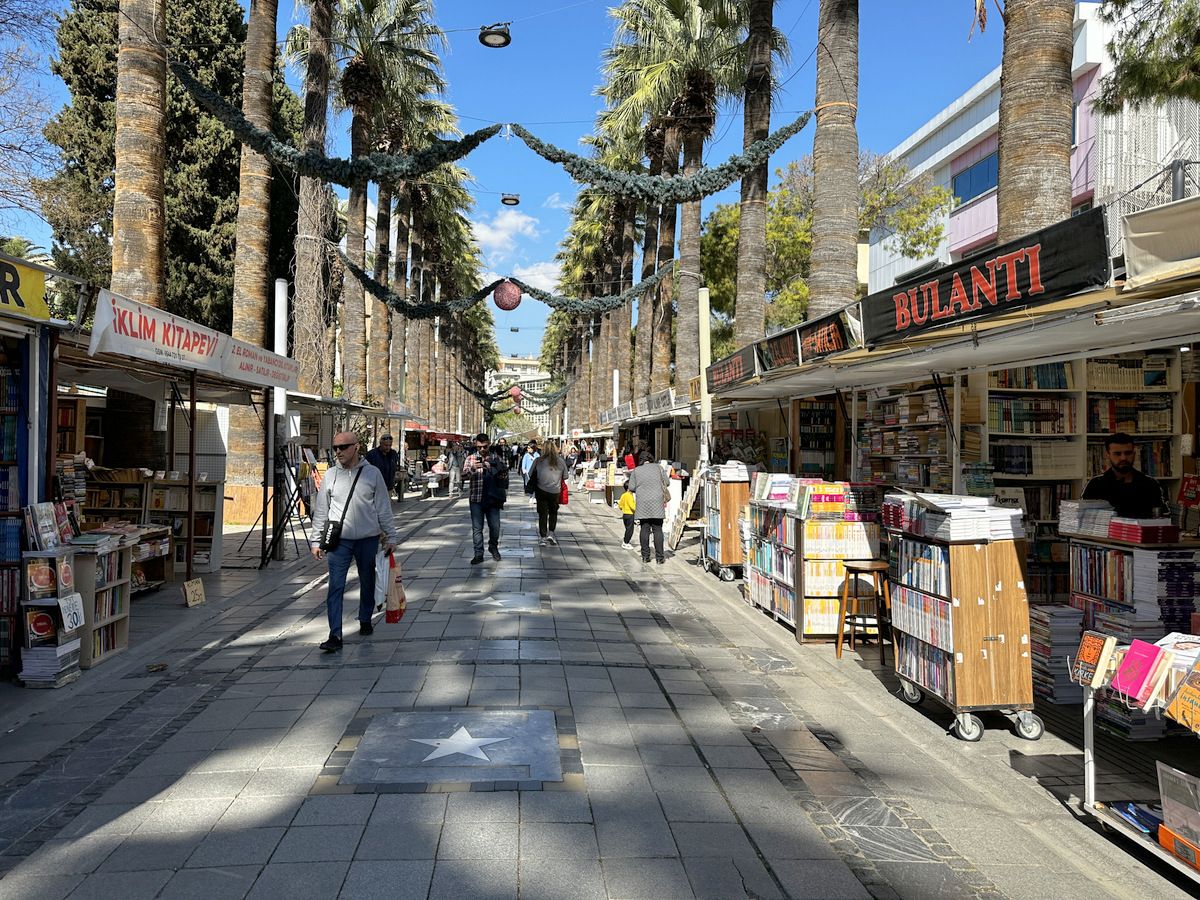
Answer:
[
  {"xmin": 1013, "ymin": 711, "xmax": 1044, "ymax": 741},
  {"xmin": 719, "ymin": 566, "xmax": 736, "ymax": 582},
  {"xmin": 954, "ymin": 713, "xmax": 984, "ymax": 742},
  {"xmin": 898, "ymin": 679, "xmax": 924, "ymax": 706}
]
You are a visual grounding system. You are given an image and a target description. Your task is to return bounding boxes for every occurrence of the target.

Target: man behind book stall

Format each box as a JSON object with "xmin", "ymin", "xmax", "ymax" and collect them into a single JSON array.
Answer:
[{"xmin": 1082, "ymin": 432, "xmax": 1170, "ymax": 519}]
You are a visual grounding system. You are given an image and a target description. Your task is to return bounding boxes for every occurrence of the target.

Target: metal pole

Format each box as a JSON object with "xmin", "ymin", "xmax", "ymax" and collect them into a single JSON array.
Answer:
[
  {"xmin": 187, "ymin": 368, "xmax": 197, "ymax": 581},
  {"xmin": 1172, "ymin": 159, "xmax": 1186, "ymax": 201},
  {"xmin": 26, "ymin": 328, "xmax": 40, "ymax": 503},
  {"xmin": 952, "ymin": 373, "xmax": 962, "ymax": 494},
  {"xmin": 1083, "ymin": 686, "xmax": 1095, "ymax": 810},
  {"xmin": 698, "ymin": 287, "xmax": 712, "ymax": 467},
  {"xmin": 851, "ymin": 389, "xmax": 859, "ymax": 481},
  {"xmin": 273, "ymin": 279, "xmax": 287, "ymax": 562}
]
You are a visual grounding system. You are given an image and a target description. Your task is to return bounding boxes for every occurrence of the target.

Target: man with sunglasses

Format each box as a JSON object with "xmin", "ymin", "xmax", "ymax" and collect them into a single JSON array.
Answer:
[
  {"xmin": 463, "ymin": 432, "xmax": 508, "ymax": 564},
  {"xmin": 310, "ymin": 431, "xmax": 400, "ymax": 652}
]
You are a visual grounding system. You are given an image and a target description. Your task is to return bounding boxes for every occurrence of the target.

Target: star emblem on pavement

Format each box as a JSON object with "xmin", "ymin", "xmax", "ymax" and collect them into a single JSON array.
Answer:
[
  {"xmin": 410, "ymin": 726, "xmax": 512, "ymax": 762},
  {"xmin": 470, "ymin": 595, "xmax": 510, "ymax": 607}
]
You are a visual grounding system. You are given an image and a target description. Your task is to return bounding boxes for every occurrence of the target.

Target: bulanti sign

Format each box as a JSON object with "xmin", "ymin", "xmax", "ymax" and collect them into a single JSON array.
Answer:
[
  {"xmin": 861, "ymin": 207, "xmax": 1110, "ymax": 346},
  {"xmin": 0, "ymin": 258, "xmax": 51, "ymax": 323}
]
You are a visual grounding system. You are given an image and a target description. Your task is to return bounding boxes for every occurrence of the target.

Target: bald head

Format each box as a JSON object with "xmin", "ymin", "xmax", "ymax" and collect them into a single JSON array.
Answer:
[{"xmin": 332, "ymin": 431, "xmax": 361, "ymax": 466}]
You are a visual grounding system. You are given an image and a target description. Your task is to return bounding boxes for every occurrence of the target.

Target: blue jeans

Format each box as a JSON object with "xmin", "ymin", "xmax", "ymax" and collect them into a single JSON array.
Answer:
[
  {"xmin": 325, "ymin": 536, "xmax": 378, "ymax": 637},
  {"xmin": 470, "ymin": 501, "xmax": 501, "ymax": 555}
]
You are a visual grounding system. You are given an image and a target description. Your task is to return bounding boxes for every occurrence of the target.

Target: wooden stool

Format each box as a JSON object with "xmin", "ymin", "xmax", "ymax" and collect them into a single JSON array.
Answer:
[{"xmin": 837, "ymin": 559, "xmax": 892, "ymax": 663}]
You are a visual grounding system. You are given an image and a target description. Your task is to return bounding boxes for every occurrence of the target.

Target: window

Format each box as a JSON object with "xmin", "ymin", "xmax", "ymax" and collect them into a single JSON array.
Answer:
[{"xmin": 952, "ymin": 151, "xmax": 998, "ymax": 204}]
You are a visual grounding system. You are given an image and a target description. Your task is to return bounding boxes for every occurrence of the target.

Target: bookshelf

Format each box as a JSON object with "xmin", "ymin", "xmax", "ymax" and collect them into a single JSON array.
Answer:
[
  {"xmin": 887, "ymin": 524, "xmax": 1039, "ymax": 741},
  {"xmin": 19, "ymin": 549, "xmax": 83, "ymax": 687},
  {"xmin": 145, "ymin": 481, "xmax": 223, "ymax": 573},
  {"xmin": 83, "ymin": 475, "xmax": 148, "ymax": 525},
  {"xmin": 793, "ymin": 400, "xmax": 836, "ymax": 477},
  {"xmin": 745, "ymin": 502, "xmax": 799, "ymax": 625},
  {"xmin": 860, "ymin": 384, "xmax": 980, "ymax": 493},
  {"xmin": 1, "ymin": 335, "xmax": 25, "ymax": 676},
  {"xmin": 74, "ymin": 544, "xmax": 132, "ymax": 668},
  {"xmin": 55, "ymin": 396, "xmax": 87, "ymax": 455},
  {"xmin": 702, "ymin": 470, "xmax": 749, "ymax": 580}
]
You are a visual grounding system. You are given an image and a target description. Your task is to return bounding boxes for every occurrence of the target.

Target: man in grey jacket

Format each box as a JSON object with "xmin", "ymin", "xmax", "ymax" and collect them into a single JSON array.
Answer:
[{"xmin": 310, "ymin": 431, "xmax": 400, "ymax": 652}]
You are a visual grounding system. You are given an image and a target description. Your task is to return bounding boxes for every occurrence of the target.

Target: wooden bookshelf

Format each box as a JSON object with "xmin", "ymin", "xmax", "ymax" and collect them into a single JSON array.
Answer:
[
  {"xmin": 73, "ymin": 544, "xmax": 132, "ymax": 669},
  {"xmin": 55, "ymin": 396, "xmax": 87, "ymax": 455},
  {"xmin": 859, "ymin": 384, "xmax": 980, "ymax": 492},
  {"xmin": 887, "ymin": 527, "xmax": 1039, "ymax": 741},
  {"xmin": 145, "ymin": 481, "xmax": 224, "ymax": 573},
  {"xmin": 702, "ymin": 472, "xmax": 749, "ymax": 578}
]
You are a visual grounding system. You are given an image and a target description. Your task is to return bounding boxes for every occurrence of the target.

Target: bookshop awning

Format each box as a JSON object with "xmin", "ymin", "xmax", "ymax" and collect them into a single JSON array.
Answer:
[
  {"xmin": 58, "ymin": 338, "xmax": 253, "ymax": 404},
  {"xmin": 1123, "ymin": 194, "xmax": 1200, "ymax": 292}
]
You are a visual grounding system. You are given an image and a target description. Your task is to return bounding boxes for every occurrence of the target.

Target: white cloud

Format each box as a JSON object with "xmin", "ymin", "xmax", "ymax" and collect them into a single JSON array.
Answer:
[
  {"xmin": 470, "ymin": 209, "xmax": 540, "ymax": 261},
  {"xmin": 511, "ymin": 261, "xmax": 562, "ymax": 293},
  {"xmin": 542, "ymin": 192, "xmax": 573, "ymax": 211}
]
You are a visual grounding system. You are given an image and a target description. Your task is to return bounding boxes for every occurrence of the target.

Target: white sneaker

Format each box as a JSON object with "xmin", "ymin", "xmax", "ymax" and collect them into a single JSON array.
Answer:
[
  {"xmin": 621, "ymin": 542, "xmax": 634, "ymax": 550},
  {"xmin": 547, "ymin": 534, "xmax": 558, "ymax": 545},
  {"xmin": 539, "ymin": 537, "xmax": 548, "ymax": 546}
]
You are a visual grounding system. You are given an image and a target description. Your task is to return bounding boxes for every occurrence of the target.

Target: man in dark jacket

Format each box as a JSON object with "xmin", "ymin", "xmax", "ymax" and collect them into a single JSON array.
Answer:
[
  {"xmin": 365, "ymin": 434, "xmax": 400, "ymax": 499},
  {"xmin": 463, "ymin": 433, "xmax": 508, "ymax": 564}
]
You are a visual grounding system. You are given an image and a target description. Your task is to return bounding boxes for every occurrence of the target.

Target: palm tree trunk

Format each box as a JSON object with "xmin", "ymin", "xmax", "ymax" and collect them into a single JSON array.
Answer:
[
  {"xmin": 293, "ymin": 0, "xmax": 332, "ymax": 394},
  {"xmin": 734, "ymin": 0, "xmax": 773, "ymax": 347},
  {"xmin": 636, "ymin": 122, "xmax": 664, "ymax": 401},
  {"xmin": 392, "ymin": 187, "xmax": 410, "ymax": 399},
  {"xmin": 998, "ymin": 0, "xmax": 1074, "ymax": 241},
  {"xmin": 619, "ymin": 203, "xmax": 636, "ymax": 402},
  {"xmin": 342, "ymin": 108, "xmax": 370, "ymax": 401},
  {"xmin": 407, "ymin": 200, "xmax": 425, "ymax": 409},
  {"xmin": 112, "ymin": 0, "xmax": 166, "ymax": 307},
  {"xmin": 651, "ymin": 125, "xmax": 680, "ymax": 392},
  {"xmin": 420, "ymin": 270, "xmax": 436, "ymax": 423},
  {"xmin": 228, "ymin": 0, "xmax": 277, "ymax": 511},
  {"xmin": 809, "ymin": 0, "xmax": 859, "ymax": 320},
  {"xmin": 370, "ymin": 182, "xmax": 392, "ymax": 401},
  {"xmin": 676, "ymin": 126, "xmax": 704, "ymax": 388}
]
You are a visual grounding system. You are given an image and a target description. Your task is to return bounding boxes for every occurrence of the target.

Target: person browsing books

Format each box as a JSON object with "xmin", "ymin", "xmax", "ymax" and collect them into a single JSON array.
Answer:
[{"xmin": 1081, "ymin": 432, "xmax": 1170, "ymax": 519}]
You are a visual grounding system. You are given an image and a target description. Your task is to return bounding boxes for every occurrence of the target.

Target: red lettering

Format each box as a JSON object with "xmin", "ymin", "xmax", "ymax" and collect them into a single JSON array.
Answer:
[
  {"xmin": 947, "ymin": 273, "xmax": 974, "ymax": 315},
  {"xmin": 912, "ymin": 280, "xmax": 939, "ymax": 325},
  {"xmin": 971, "ymin": 264, "xmax": 998, "ymax": 307},
  {"xmin": 892, "ymin": 291, "xmax": 912, "ymax": 331},
  {"xmin": 930, "ymin": 278, "xmax": 953, "ymax": 320},
  {"xmin": 994, "ymin": 248, "xmax": 1026, "ymax": 301},
  {"xmin": 1025, "ymin": 243, "xmax": 1044, "ymax": 295}
]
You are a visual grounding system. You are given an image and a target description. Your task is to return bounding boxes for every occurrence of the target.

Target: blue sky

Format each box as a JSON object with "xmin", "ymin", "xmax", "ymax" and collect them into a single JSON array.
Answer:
[{"xmin": 16, "ymin": 0, "xmax": 1006, "ymax": 358}]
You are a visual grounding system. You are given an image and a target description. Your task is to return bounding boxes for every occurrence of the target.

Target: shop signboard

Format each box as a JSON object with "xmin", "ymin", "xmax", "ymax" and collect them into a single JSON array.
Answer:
[
  {"xmin": 649, "ymin": 388, "xmax": 676, "ymax": 415},
  {"xmin": 861, "ymin": 207, "xmax": 1110, "ymax": 346},
  {"xmin": 634, "ymin": 396, "xmax": 649, "ymax": 417},
  {"xmin": 798, "ymin": 312, "xmax": 851, "ymax": 362},
  {"xmin": 0, "ymin": 258, "xmax": 51, "ymax": 323},
  {"xmin": 617, "ymin": 401, "xmax": 633, "ymax": 422},
  {"xmin": 756, "ymin": 326, "xmax": 801, "ymax": 372},
  {"xmin": 706, "ymin": 344, "xmax": 757, "ymax": 393},
  {"xmin": 688, "ymin": 376, "xmax": 701, "ymax": 403},
  {"xmin": 90, "ymin": 289, "xmax": 299, "ymax": 390}
]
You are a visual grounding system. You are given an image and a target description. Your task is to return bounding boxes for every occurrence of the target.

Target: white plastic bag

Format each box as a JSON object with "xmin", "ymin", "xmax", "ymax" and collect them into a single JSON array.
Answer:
[{"xmin": 374, "ymin": 548, "xmax": 389, "ymax": 612}]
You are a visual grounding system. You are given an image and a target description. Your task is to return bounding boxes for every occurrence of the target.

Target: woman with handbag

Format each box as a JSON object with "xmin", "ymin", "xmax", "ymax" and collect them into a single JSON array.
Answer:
[
  {"xmin": 627, "ymin": 450, "xmax": 669, "ymax": 565},
  {"xmin": 310, "ymin": 432, "xmax": 400, "ymax": 652},
  {"xmin": 531, "ymin": 441, "xmax": 568, "ymax": 546}
]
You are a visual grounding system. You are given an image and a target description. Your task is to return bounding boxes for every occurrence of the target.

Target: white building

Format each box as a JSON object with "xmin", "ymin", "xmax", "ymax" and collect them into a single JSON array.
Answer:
[
  {"xmin": 868, "ymin": 2, "xmax": 1200, "ymax": 293},
  {"xmin": 486, "ymin": 355, "xmax": 553, "ymax": 435}
]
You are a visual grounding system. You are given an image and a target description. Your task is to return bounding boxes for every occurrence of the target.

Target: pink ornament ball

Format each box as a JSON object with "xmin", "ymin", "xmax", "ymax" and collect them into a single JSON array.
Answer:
[{"xmin": 494, "ymin": 280, "xmax": 522, "ymax": 311}]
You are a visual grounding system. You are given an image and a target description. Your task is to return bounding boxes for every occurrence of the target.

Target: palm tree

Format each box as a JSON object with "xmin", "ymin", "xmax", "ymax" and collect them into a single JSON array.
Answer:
[
  {"xmin": 635, "ymin": 118, "xmax": 665, "ymax": 397},
  {"xmin": 333, "ymin": 0, "xmax": 443, "ymax": 402},
  {"xmin": 112, "ymin": 0, "xmax": 167, "ymax": 306},
  {"xmin": 808, "ymin": 0, "xmax": 858, "ymax": 320},
  {"xmin": 734, "ymin": 0, "xmax": 783, "ymax": 347},
  {"xmin": 651, "ymin": 120, "xmax": 680, "ymax": 392},
  {"xmin": 605, "ymin": 0, "xmax": 749, "ymax": 388},
  {"xmin": 996, "ymin": 0, "xmax": 1074, "ymax": 241}
]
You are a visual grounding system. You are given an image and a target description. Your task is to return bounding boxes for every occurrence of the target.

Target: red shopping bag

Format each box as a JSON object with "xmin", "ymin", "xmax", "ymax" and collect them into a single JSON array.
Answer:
[
  {"xmin": 385, "ymin": 552, "xmax": 407, "ymax": 623},
  {"xmin": 559, "ymin": 480, "xmax": 569, "ymax": 505}
]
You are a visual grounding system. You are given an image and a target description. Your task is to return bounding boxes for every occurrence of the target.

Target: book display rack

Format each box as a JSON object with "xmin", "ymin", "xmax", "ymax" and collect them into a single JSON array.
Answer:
[
  {"xmin": 884, "ymin": 493, "xmax": 1040, "ymax": 742},
  {"xmin": 73, "ymin": 537, "xmax": 134, "ymax": 669},
  {"xmin": 0, "ymin": 335, "xmax": 27, "ymax": 675},
  {"xmin": 794, "ymin": 400, "xmax": 836, "ymax": 477},
  {"xmin": 19, "ymin": 549, "xmax": 83, "ymax": 688},
  {"xmin": 701, "ymin": 465, "xmax": 750, "ymax": 581},
  {"xmin": 861, "ymin": 386, "xmax": 979, "ymax": 492}
]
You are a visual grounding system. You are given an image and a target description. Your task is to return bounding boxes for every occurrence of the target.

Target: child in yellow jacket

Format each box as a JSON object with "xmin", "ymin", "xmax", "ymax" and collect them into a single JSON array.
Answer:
[{"xmin": 618, "ymin": 482, "xmax": 636, "ymax": 549}]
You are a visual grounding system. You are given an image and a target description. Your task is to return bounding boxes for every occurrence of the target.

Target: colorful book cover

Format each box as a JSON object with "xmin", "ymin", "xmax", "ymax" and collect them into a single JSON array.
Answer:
[
  {"xmin": 52, "ymin": 502, "xmax": 72, "ymax": 544},
  {"xmin": 1138, "ymin": 650, "xmax": 1174, "ymax": 709},
  {"xmin": 1110, "ymin": 639, "xmax": 1162, "ymax": 700},
  {"xmin": 32, "ymin": 503, "xmax": 61, "ymax": 550},
  {"xmin": 1072, "ymin": 630, "xmax": 1114, "ymax": 687},
  {"xmin": 1165, "ymin": 661, "xmax": 1200, "ymax": 734}
]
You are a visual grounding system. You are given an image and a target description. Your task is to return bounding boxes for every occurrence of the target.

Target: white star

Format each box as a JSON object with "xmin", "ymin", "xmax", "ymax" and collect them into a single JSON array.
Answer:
[
  {"xmin": 470, "ymin": 595, "xmax": 510, "ymax": 607},
  {"xmin": 410, "ymin": 726, "xmax": 511, "ymax": 762}
]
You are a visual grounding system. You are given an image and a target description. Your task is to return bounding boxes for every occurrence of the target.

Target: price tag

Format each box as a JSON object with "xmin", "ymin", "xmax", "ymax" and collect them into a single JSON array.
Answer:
[
  {"xmin": 183, "ymin": 578, "xmax": 206, "ymax": 608},
  {"xmin": 57, "ymin": 593, "xmax": 85, "ymax": 632}
]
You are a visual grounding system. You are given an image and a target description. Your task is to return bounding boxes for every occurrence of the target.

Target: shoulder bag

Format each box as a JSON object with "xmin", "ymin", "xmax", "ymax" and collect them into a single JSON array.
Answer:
[{"xmin": 319, "ymin": 466, "xmax": 364, "ymax": 552}]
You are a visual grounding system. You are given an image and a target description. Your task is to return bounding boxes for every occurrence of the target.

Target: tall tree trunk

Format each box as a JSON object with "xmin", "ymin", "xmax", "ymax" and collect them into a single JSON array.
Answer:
[
  {"xmin": 809, "ymin": 0, "xmax": 859, "ymax": 319},
  {"xmin": 419, "ymin": 268, "xmax": 436, "ymax": 422},
  {"xmin": 619, "ymin": 203, "xmax": 636, "ymax": 402},
  {"xmin": 407, "ymin": 201, "xmax": 424, "ymax": 409},
  {"xmin": 734, "ymin": 0, "xmax": 773, "ymax": 346},
  {"xmin": 651, "ymin": 125, "xmax": 681, "ymax": 392},
  {"xmin": 675, "ymin": 126, "xmax": 704, "ymax": 388},
  {"xmin": 342, "ymin": 108, "xmax": 369, "ymax": 401},
  {"xmin": 293, "ymin": 0, "xmax": 332, "ymax": 394},
  {"xmin": 392, "ymin": 188, "xmax": 411, "ymax": 399},
  {"xmin": 112, "ymin": 0, "xmax": 166, "ymax": 306},
  {"xmin": 636, "ymin": 122, "xmax": 664, "ymax": 401},
  {"xmin": 582, "ymin": 314, "xmax": 595, "ymax": 426},
  {"xmin": 998, "ymin": 0, "xmax": 1074, "ymax": 241},
  {"xmin": 228, "ymin": 0, "xmax": 277, "ymax": 508},
  {"xmin": 370, "ymin": 182, "xmax": 392, "ymax": 401}
]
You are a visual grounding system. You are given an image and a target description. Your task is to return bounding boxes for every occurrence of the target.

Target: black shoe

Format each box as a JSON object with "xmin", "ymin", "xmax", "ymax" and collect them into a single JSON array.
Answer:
[
  {"xmin": 319, "ymin": 634, "xmax": 343, "ymax": 652},
  {"xmin": 643, "ymin": 557, "xmax": 652, "ymax": 564},
  {"xmin": 656, "ymin": 559, "xmax": 665, "ymax": 565},
  {"xmin": 490, "ymin": 548, "xmax": 501, "ymax": 561},
  {"xmin": 471, "ymin": 554, "xmax": 484, "ymax": 565},
  {"xmin": 359, "ymin": 621, "xmax": 374, "ymax": 636}
]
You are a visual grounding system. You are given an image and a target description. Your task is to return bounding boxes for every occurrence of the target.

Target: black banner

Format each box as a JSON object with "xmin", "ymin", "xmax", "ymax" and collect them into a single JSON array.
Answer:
[
  {"xmin": 861, "ymin": 207, "xmax": 1109, "ymax": 346},
  {"xmin": 706, "ymin": 344, "xmax": 758, "ymax": 393},
  {"xmin": 799, "ymin": 311, "xmax": 851, "ymax": 361},
  {"xmin": 756, "ymin": 326, "xmax": 801, "ymax": 372}
]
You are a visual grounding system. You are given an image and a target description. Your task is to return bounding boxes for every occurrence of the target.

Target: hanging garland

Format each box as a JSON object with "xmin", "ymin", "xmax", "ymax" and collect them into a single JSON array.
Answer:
[
  {"xmin": 170, "ymin": 61, "xmax": 502, "ymax": 188},
  {"xmin": 509, "ymin": 111, "xmax": 812, "ymax": 204},
  {"xmin": 335, "ymin": 248, "xmax": 500, "ymax": 318},
  {"xmin": 509, "ymin": 262, "xmax": 675, "ymax": 315}
]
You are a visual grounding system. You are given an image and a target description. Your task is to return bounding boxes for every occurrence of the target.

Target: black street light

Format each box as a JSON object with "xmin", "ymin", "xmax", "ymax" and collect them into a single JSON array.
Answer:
[
  {"xmin": 501, "ymin": 193, "xmax": 520, "ymax": 206},
  {"xmin": 479, "ymin": 22, "xmax": 512, "ymax": 48}
]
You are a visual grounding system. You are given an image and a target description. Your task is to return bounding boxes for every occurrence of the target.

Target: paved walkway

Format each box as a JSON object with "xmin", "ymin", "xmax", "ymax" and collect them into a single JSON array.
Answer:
[{"xmin": 0, "ymin": 492, "xmax": 1193, "ymax": 899}]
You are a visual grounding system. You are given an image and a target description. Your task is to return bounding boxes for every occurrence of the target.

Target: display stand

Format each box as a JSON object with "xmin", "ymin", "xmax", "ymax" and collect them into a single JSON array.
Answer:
[
  {"xmin": 74, "ymin": 540, "xmax": 133, "ymax": 668},
  {"xmin": 130, "ymin": 525, "xmax": 173, "ymax": 595},
  {"xmin": 701, "ymin": 467, "xmax": 749, "ymax": 581},
  {"xmin": 745, "ymin": 502, "xmax": 799, "ymax": 625},
  {"xmin": 18, "ymin": 548, "xmax": 83, "ymax": 687},
  {"xmin": 145, "ymin": 480, "xmax": 224, "ymax": 574}
]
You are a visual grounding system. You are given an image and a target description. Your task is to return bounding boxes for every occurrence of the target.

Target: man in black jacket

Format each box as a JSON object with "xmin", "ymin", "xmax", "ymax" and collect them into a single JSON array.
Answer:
[
  {"xmin": 463, "ymin": 433, "xmax": 508, "ymax": 564},
  {"xmin": 1082, "ymin": 432, "xmax": 1169, "ymax": 518},
  {"xmin": 365, "ymin": 434, "xmax": 400, "ymax": 499}
]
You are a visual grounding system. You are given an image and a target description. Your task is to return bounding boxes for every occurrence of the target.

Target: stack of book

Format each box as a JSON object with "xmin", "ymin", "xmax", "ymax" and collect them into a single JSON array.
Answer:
[
  {"xmin": 1132, "ymin": 549, "xmax": 1200, "ymax": 635},
  {"xmin": 1059, "ymin": 500, "xmax": 1114, "ymax": 537},
  {"xmin": 1030, "ymin": 604, "xmax": 1084, "ymax": 703},
  {"xmin": 1108, "ymin": 518, "xmax": 1180, "ymax": 544},
  {"xmin": 18, "ymin": 635, "xmax": 81, "ymax": 688}
]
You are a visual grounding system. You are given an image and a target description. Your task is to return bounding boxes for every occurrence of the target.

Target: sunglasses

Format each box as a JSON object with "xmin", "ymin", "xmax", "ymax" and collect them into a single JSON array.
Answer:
[{"xmin": 332, "ymin": 442, "xmax": 356, "ymax": 451}]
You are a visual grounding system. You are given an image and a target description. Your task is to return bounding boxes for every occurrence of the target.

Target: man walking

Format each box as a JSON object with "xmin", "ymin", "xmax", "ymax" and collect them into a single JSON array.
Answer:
[
  {"xmin": 311, "ymin": 431, "xmax": 400, "ymax": 652},
  {"xmin": 365, "ymin": 434, "xmax": 400, "ymax": 500},
  {"xmin": 464, "ymin": 432, "xmax": 508, "ymax": 564}
]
